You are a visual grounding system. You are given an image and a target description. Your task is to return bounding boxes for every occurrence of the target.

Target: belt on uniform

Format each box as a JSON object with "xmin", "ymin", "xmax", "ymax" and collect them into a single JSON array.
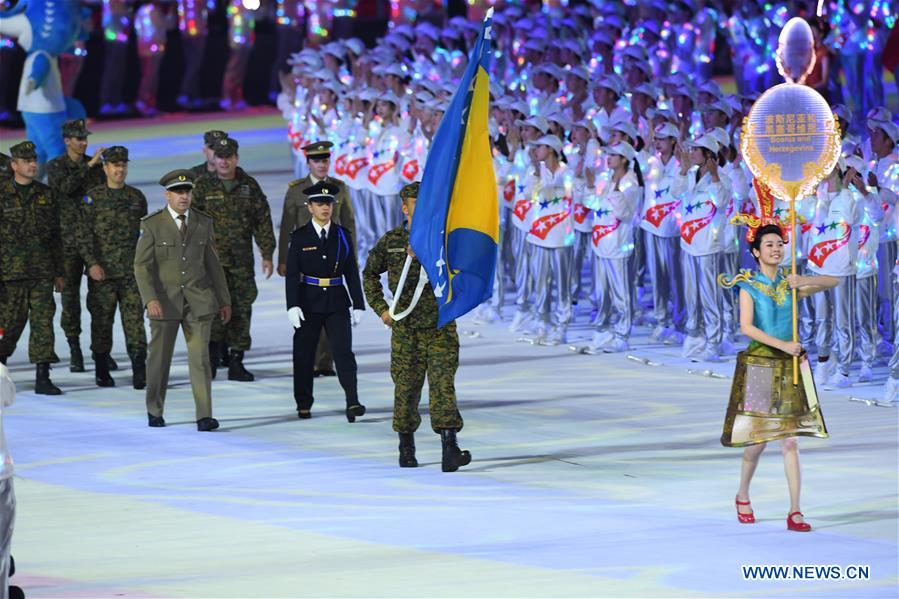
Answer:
[{"xmin": 300, "ymin": 274, "xmax": 344, "ymax": 287}]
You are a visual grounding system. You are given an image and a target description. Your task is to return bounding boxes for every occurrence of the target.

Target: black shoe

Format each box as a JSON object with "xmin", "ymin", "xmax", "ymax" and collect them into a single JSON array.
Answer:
[
  {"xmin": 440, "ymin": 429, "xmax": 472, "ymax": 473},
  {"xmin": 94, "ymin": 353, "xmax": 115, "ymax": 387},
  {"xmin": 107, "ymin": 354, "xmax": 119, "ymax": 371},
  {"xmin": 209, "ymin": 341, "xmax": 220, "ymax": 379},
  {"xmin": 148, "ymin": 413, "xmax": 166, "ymax": 427},
  {"xmin": 298, "ymin": 409, "xmax": 312, "ymax": 419},
  {"xmin": 67, "ymin": 337, "xmax": 84, "ymax": 372},
  {"xmin": 227, "ymin": 350, "xmax": 255, "ymax": 381},
  {"xmin": 220, "ymin": 343, "xmax": 231, "ymax": 367},
  {"xmin": 346, "ymin": 403, "xmax": 366, "ymax": 423},
  {"xmin": 131, "ymin": 352, "xmax": 147, "ymax": 390},
  {"xmin": 314, "ymin": 369, "xmax": 337, "ymax": 377},
  {"xmin": 398, "ymin": 432, "xmax": 418, "ymax": 468},
  {"xmin": 9, "ymin": 586, "xmax": 24, "ymax": 599},
  {"xmin": 34, "ymin": 363, "xmax": 62, "ymax": 395},
  {"xmin": 197, "ymin": 417, "xmax": 220, "ymax": 431}
]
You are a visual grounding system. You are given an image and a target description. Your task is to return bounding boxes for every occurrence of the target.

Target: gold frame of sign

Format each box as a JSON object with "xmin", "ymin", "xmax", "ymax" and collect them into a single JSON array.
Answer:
[{"xmin": 721, "ymin": 344, "xmax": 828, "ymax": 447}]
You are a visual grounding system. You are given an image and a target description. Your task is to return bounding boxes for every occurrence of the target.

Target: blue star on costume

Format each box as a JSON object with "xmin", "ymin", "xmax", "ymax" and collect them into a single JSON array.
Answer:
[
  {"xmin": 539, "ymin": 199, "xmax": 550, "ymax": 209},
  {"xmin": 816, "ymin": 224, "xmax": 828, "ymax": 235},
  {"xmin": 654, "ymin": 187, "xmax": 669, "ymax": 199}
]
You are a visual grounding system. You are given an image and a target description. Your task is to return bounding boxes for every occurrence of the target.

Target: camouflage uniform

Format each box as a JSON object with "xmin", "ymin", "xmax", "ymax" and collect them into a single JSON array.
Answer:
[
  {"xmin": 79, "ymin": 182, "xmax": 148, "ymax": 356},
  {"xmin": 0, "ymin": 153, "xmax": 10, "ymax": 181},
  {"xmin": 189, "ymin": 130, "xmax": 227, "ymax": 179},
  {"xmin": 0, "ymin": 167, "xmax": 64, "ymax": 363},
  {"xmin": 192, "ymin": 166, "xmax": 275, "ymax": 350},
  {"xmin": 362, "ymin": 225, "xmax": 463, "ymax": 433},
  {"xmin": 47, "ymin": 149, "xmax": 106, "ymax": 340}
]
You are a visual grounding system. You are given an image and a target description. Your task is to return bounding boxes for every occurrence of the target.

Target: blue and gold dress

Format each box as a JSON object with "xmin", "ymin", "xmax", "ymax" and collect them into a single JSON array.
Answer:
[{"xmin": 719, "ymin": 269, "xmax": 828, "ymax": 446}]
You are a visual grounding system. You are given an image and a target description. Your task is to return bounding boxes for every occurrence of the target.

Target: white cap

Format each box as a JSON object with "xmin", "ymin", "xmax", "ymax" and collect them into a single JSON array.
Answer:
[
  {"xmin": 528, "ymin": 134, "xmax": 564, "ymax": 155},
  {"xmin": 608, "ymin": 119, "xmax": 639, "ymax": 142},
  {"xmin": 596, "ymin": 76, "xmax": 624, "ymax": 96},
  {"xmin": 654, "ymin": 122, "xmax": 679, "ymax": 139},
  {"xmin": 606, "ymin": 140, "xmax": 636, "ymax": 162},
  {"xmin": 707, "ymin": 127, "xmax": 731, "ymax": 151},
  {"xmin": 831, "ymin": 104, "xmax": 852, "ymax": 123},
  {"xmin": 687, "ymin": 134, "xmax": 720, "ymax": 154},
  {"xmin": 708, "ymin": 99, "xmax": 733, "ymax": 119},
  {"xmin": 869, "ymin": 120, "xmax": 899, "ymax": 144},
  {"xmin": 516, "ymin": 115, "xmax": 551, "ymax": 135},
  {"xmin": 844, "ymin": 154, "xmax": 867, "ymax": 176}
]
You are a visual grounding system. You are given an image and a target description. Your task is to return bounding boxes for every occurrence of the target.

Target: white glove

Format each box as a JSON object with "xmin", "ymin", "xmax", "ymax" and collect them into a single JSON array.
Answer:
[
  {"xmin": 287, "ymin": 307, "xmax": 304, "ymax": 329},
  {"xmin": 351, "ymin": 309, "xmax": 364, "ymax": 327}
]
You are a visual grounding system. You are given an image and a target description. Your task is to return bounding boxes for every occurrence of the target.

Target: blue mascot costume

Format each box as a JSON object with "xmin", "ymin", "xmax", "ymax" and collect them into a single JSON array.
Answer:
[{"xmin": 0, "ymin": 0, "xmax": 86, "ymax": 165}]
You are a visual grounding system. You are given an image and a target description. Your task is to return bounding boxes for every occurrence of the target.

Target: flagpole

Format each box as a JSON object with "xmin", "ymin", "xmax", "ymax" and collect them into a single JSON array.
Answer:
[{"xmin": 790, "ymin": 197, "xmax": 799, "ymax": 386}]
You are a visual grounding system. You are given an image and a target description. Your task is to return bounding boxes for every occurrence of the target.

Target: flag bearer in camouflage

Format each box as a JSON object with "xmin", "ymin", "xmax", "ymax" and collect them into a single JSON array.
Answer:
[
  {"xmin": 190, "ymin": 130, "xmax": 228, "ymax": 179},
  {"xmin": 79, "ymin": 146, "xmax": 149, "ymax": 389},
  {"xmin": 47, "ymin": 119, "xmax": 107, "ymax": 373},
  {"xmin": 0, "ymin": 141, "xmax": 65, "ymax": 395},
  {"xmin": 362, "ymin": 181, "xmax": 471, "ymax": 473},
  {"xmin": 191, "ymin": 136, "xmax": 276, "ymax": 381}
]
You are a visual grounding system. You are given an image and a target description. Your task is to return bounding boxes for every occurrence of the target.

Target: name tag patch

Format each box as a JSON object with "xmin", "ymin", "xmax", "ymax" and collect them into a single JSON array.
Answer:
[
  {"xmin": 387, "ymin": 247, "xmax": 405, "ymax": 253},
  {"xmin": 302, "ymin": 246, "xmax": 319, "ymax": 251}
]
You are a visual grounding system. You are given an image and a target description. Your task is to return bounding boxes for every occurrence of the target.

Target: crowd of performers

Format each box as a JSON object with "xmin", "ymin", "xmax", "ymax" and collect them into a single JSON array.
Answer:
[{"xmin": 277, "ymin": 4, "xmax": 899, "ymax": 405}]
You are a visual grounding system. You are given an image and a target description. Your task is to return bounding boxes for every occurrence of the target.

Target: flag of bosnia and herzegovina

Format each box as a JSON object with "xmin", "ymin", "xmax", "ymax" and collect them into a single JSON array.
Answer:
[{"xmin": 409, "ymin": 9, "xmax": 499, "ymax": 328}]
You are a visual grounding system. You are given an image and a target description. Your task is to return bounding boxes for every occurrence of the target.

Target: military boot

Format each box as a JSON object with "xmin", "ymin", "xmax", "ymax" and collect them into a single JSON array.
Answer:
[
  {"xmin": 107, "ymin": 354, "xmax": 119, "ymax": 371},
  {"xmin": 94, "ymin": 353, "xmax": 115, "ymax": 387},
  {"xmin": 220, "ymin": 342, "xmax": 231, "ymax": 367},
  {"xmin": 209, "ymin": 341, "xmax": 221, "ymax": 378},
  {"xmin": 398, "ymin": 433, "xmax": 418, "ymax": 468},
  {"xmin": 67, "ymin": 337, "xmax": 84, "ymax": 372},
  {"xmin": 34, "ymin": 363, "xmax": 62, "ymax": 395},
  {"xmin": 228, "ymin": 350, "xmax": 255, "ymax": 381},
  {"xmin": 130, "ymin": 351, "xmax": 147, "ymax": 390},
  {"xmin": 439, "ymin": 429, "xmax": 472, "ymax": 473}
]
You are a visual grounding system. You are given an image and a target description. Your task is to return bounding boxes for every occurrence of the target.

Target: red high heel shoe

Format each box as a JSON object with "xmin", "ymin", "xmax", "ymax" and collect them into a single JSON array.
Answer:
[
  {"xmin": 787, "ymin": 511, "xmax": 812, "ymax": 532},
  {"xmin": 735, "ymin": 496, "xmax": 755, "ymax": 523}
]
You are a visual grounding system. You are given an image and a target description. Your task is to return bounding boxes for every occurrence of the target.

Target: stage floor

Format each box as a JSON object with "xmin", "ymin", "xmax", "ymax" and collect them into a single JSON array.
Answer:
[{"xmin": 2, "ymin": 113, "xmax": 897, "ymax": 598}]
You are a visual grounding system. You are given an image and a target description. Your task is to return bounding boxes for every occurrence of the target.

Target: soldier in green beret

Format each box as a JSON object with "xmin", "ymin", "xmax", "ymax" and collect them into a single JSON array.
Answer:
[
  {"xmin": 134, "ymin": 170, "xmax": 232, "ymax": 431},
  {"xmin": 190, "ymin": 130, "xmax": 228, "ymax": 179},
  {"xmin": 47, "ymin": 119, "xmax": 108, "ymax": 374},
  {"xmin": 278, "ymin": 140, "xmax": 357, "ymax": 377},
  {"xmin": 78, "ymin": 146, "xmax": 149, "ymax": 389},
  {"xmin": 362, "ymin": 181, "xmax": 471, "ymax": 472},
  {"xmin": 0, "ymin": 141, "xmax": 66, "ymax": 394},
  {"xmin": 192, "ymin": 136, "xmax": 276, "ymax": 381}
]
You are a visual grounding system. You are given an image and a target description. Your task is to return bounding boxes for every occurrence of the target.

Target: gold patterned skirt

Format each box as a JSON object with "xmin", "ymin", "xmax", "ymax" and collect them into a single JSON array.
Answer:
[{"xmin": 721, "ymin": 343, "xmax": 828, "ymax": 447}]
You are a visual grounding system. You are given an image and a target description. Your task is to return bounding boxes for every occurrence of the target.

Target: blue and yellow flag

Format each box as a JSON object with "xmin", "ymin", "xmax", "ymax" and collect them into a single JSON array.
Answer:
[{"xmin": 409, "ymin": 10, "xmax": 498, "ymax": 328}]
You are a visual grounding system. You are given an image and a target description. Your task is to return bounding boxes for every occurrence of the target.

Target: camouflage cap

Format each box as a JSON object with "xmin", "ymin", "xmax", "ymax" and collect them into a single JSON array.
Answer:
[
  {"xmin": 159, "ymin": 169, "xmax": 195, "ymax": 190},
  {"xmin": 203, "ymin": 130, "xmax": 228, "ymax": 148},
  {"xmin": 9, "ymin": 140, "xmax": 37, "ymax": 160},
  {"xmin": 102, "ymin": 145, "xmax": 129, "ymax": 163},
  {"xmin": 213, "ymin": 137, "xmax": 239, "ymax": 157},
  {"xmin": 302, "ymin": 140, "xmax": 333, "ymax": 160},
  {"xmin": 62, "ymin": 118, "xmax": 92, "ymax": 138},
  {"xmin": 400, "ymin": 181, "xmax": 420, "ymax": 201},
  {"xmin": 302, "ymin": 180, "xmax": 336, "ymax": 203}
]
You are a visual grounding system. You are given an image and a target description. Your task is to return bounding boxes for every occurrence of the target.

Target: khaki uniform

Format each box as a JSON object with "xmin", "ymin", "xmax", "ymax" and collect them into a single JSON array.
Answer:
[
  {"xmin": 0, "ymin": 179, "xmax": 64, "ymax": 363},
  {"xmin": 46, "ymin": 153, "xmax": 106, "ymax": 340},
  {"xmin": 133, "ymin": 208, "xmax": 231, "ymax": 419},
  {"xmin": 79, "ymin": 184, "xmax": 149, "ymax": 357},
  {"xmin": 279, "ymin": 175, "xmax": 356, "ymax": 372}
]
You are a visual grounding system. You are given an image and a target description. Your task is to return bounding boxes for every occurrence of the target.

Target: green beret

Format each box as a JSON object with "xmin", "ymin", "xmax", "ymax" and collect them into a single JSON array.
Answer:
[
  {"xmin": 62, "ymin": 119, "xmax": 91, "ymax": 138},
  {"xmin": 9, "ymin": 141, "xmax": 37, "ymax": 160},
  {"xmin": 102, "ymin": 146, "xmax": 129, "ymax": 163},
  {"xmin": 159, "ymin": 169, "xmax": 195, "ymax": 190},
  {"xmin": 213, "ymin": 137, "xmax": 239, "ymax": 157},
  {"xmin": 400, "ymin": 181, "xmax": 420, "ymax": 201}
]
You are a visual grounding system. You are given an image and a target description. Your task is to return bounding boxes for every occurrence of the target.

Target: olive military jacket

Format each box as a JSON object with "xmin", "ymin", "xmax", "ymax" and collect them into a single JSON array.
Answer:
[
  {"xmin": 0, "ymin": 179, "xmax": 64, "ymax": 282},
  {"xmin": 191, "ymin": 168, "xmax": 276, "ymax": 271},
  {"xmin": 79, "ymin": 184, "xmax": 148, "ymax": 279},
  {"xmin": 46, "ymin": 153, "xmax": 105, "ymax": 247},
  {"xmin": 133, "ymin": 208, "xmax": 231, "ymax": 320},
  {"xmin": 277, "ymin": 175, "xmax": 356, "ymax": 267}
]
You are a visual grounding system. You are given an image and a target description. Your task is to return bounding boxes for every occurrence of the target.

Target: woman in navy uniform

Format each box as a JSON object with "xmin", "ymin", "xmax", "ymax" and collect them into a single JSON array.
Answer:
[{"xmin": 286, "ymin": 181, "xmax": 366, "ymax": 421}]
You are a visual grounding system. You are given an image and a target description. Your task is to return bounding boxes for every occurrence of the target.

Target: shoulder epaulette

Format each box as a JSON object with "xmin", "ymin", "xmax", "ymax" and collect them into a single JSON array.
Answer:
[{"xmin": 141, "ymin": 208, "xmax": 165, "ymax": 221}]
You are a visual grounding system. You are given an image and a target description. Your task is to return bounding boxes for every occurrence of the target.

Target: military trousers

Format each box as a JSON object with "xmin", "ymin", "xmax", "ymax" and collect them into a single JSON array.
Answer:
[
  {"xmin": 814, "ymin": 274, "xmax": 857, "ymax": 377},
  {"xmin": 292, "ymin": 310, "xmax": 358, "ymax": 411},
  {"xmin": 211, "ymin": 267, "xmax": 257, "ymax": 351},
  {"xmin": 146, "ymin": 309, "xmax": 214, "ymax": 420},
  {"xmin": 0, "ymin": 279, "xmax": 59, "ymax": 364},
  {"xmin": 390, "ymin": 323, "xmax": 463, "ymax": 434},
  {"xmin": 60, "ymin": 250, "xmax": 86, "ymax": 339},
  {"xmin": 86, "ymin": 277, "xmax": 147, "ymax": 356}
]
